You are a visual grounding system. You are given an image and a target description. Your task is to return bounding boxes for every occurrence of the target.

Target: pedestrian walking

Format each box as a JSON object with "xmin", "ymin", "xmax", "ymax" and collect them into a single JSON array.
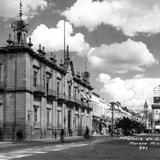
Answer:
[
  {"xmin": 16, "ymin": 130, "xmax": 23, "ymax": 141},
  {"xmin": 19, "ymin": 130, "xmax": 23, "ymax": 141},
  {"xmin": 16, "ymin": 130, "xmax": 21, "ymax": 141},
  {"xmin": 69, "ymin": 129, "xmax": 72, "ymax": 136},
  {"xmin": 60, "ymin": 129, "xmax": 65, "ymax": 143},
  {"xmin": 54, "ymin": 129, "xmax": 57, "ymax": 139},
  {"xmin": 0, "ymin": 128, "xmax": 3, "ymax": 141},
  {"xmin": 84, "ymin": 126, "xmax": 90, "ymax": 139}
]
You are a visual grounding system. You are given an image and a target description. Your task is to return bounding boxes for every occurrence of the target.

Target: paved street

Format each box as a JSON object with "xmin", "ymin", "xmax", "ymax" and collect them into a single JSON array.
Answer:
[{"xmin": 0, "ymin": 135, "xmax": 160, "ymax": 160}]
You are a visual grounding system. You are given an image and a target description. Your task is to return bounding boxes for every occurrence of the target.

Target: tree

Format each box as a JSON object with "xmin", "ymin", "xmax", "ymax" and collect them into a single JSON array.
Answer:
[{"xmin": 115, "ymin": 117, "xmax": 145, "ymax": 136}]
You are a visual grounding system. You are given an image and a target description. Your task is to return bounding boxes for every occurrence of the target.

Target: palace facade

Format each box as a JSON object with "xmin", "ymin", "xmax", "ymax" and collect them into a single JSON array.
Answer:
[{"xmin": 0, "ymin": 7, "xmax": 93, "ymax": 140}]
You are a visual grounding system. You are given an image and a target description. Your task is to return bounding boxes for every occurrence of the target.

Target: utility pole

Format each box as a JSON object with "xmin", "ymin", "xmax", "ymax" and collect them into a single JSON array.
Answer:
[{"xmin": 64, "ymin": 20, "xmax": 66, "ymax": 65}]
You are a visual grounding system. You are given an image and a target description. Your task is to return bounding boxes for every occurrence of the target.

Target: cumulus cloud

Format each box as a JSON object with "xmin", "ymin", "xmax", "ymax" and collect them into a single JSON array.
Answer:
[
  {"xmin": 98, "ymin": 73, "xmax": 160, "ymax": 109},
  {"xmin": 87, "ymin": 39, "xmax": 157, "ymax": 73},
  {"xmin": 30, "ymin": 20, "xmax": 90, "ymax": 55},
  {"xmin": 62, "ymin": 0, "xmax": 160, "ymax": 36},
  {"xmin": 133, "ymin": 74, "xmax": 145, "ymax": 79},
  {"xmin": 0, "ymin": 0, "xmax": 47, "ymax": 19}
]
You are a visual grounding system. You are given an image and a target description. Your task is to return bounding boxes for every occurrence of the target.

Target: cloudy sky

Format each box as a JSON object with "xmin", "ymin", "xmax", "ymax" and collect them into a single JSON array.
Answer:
[{"xmin": 0, "ymin": 0, "xmax": 160, "ymax": 110}]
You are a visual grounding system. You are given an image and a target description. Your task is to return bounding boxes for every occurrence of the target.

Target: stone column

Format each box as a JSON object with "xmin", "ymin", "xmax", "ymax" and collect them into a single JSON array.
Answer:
[{"xmin": 40, "ymin": 96, "xmax": 45, "ymax": 138}]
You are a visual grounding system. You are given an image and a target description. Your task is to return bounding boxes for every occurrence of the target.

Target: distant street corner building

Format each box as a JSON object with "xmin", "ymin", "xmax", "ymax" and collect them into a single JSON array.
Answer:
[
  {"xmin": 152, "ymin": 85, "xmax": 160, "ymax": 132},
  {"xmin": 0, "ymin": 6, "xmax": 93, "ymax": 140}
]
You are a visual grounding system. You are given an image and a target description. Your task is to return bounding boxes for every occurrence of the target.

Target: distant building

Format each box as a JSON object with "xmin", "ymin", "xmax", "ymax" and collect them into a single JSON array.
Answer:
[
  {"xmin": 151, "ymin": 85, "xmax": 160, "ymax": 132},
  {"xmin": 0, "ymin": 3, "xmax": 93, "ymax": 140},
  {"xmin": 111, "ymin": 102, "xmax": 143, "ymax": 123},
  {"xmin": 91, "ymin": 92, "xmax": 110, "ymax": 134},
  {"xmin": 143, "ymin": 100, "xmax": 149, "ymax": 129}
]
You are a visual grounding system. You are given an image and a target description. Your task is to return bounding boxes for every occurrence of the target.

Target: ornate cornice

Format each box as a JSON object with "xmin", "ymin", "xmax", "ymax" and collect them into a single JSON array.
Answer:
[{"xmin": 0, "ymin": 45, "xmax": 66, "ymax": 75}]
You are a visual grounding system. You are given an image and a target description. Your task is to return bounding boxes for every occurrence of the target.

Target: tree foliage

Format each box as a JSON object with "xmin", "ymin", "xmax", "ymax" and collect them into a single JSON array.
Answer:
[{"xmin": 115, "ymin": 117, "xmax": 146, "ymax": 136}]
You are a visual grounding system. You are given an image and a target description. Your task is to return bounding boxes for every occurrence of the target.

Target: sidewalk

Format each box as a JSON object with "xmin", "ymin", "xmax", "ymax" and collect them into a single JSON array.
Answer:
[
  {"xmin": 0, "ymin": 136, "xmax": 84, "ymax": 152},
  {"xmin": 0, "ymin": 135, "xmax": 115, "ymax": 152},
  {"xmin": 0, "ymin": 134, "xmax": 112, "ymax": 145},
  {"xmin": 0, "ymin": 136, "xmax": 86, "ymax": 147},
  {"xmin": 0, "ymin": 141, "xmax": 13, "ymax": 145}
]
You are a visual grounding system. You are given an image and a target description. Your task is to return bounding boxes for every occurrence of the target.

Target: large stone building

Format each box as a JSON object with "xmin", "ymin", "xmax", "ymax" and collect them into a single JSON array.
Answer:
[{"xmin": 0, "ymin": 5, "xmax": 93, "ymax": 140}]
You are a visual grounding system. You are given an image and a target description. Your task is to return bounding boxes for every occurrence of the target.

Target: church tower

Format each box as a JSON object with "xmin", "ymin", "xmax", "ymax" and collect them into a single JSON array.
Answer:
[
  {"xmin": 143, "ymin": 100, "xmax": 149, "ymax": 129},
  {"xmin": 144, "ymin": 100, "xmax": 148, "ymax": 116}
]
